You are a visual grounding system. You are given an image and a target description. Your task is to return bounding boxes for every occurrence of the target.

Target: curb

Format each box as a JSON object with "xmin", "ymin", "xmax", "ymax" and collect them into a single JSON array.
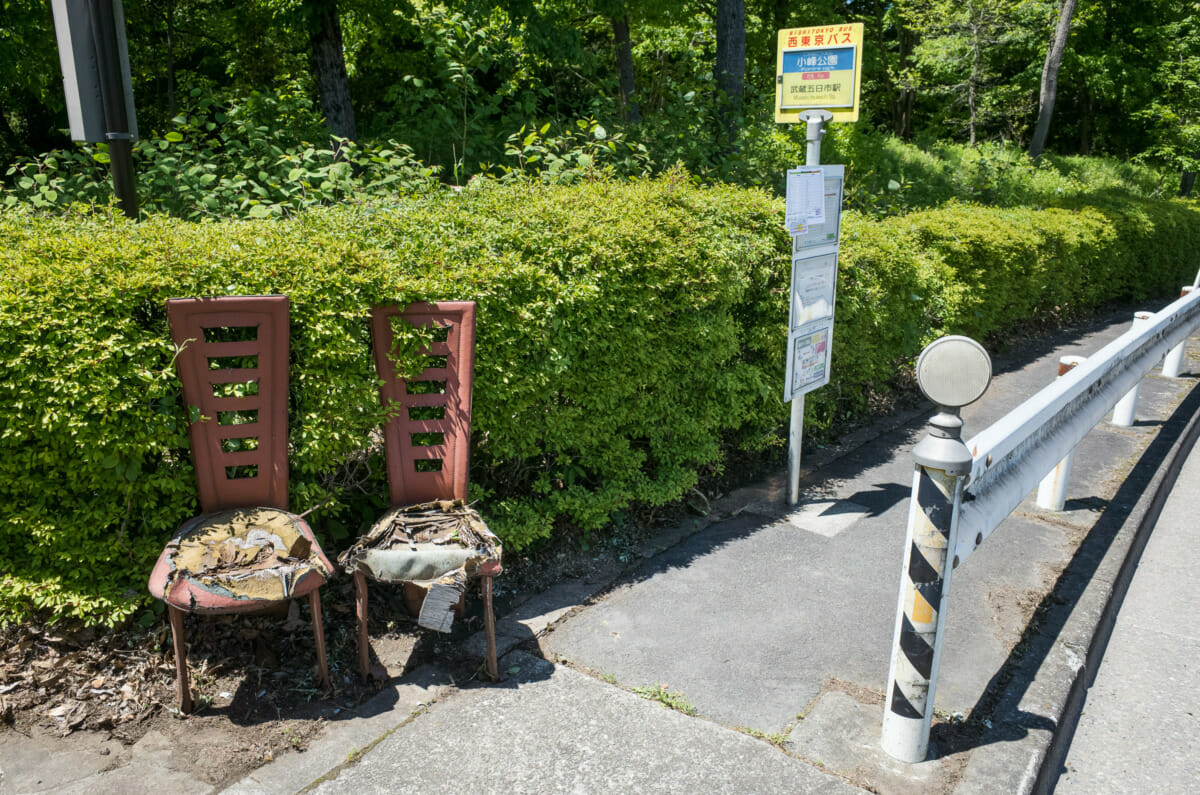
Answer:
[
  {"xmin": 952, "ymin": 378, "xmax": 1200, "ymax": 793},
  {"xmin": 1031, "ymin": 378, "xmax": 1200, "ymax": 793}
]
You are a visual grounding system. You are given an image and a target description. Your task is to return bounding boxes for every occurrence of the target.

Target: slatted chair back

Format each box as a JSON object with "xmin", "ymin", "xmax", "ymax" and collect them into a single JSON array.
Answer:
[
  {"xmin": 167, "ymin": 296, "xmax": 291, "ymax": 513},
  {"xmin": 370, "ymin": 301, "xmax": 476, "ymax": 505}
]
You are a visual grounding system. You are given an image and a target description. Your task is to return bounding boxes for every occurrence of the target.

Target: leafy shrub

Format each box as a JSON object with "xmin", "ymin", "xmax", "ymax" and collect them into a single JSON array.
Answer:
[
  {"xmin": 2, "ymin": 175, "xmax": 1197, "ymax": 627},
  {"xmin": 493, "ymin": 118, "xmax": 653, "ymax": 184},
  {"xmin": 2, "ymin": 85, "xmax": 439, "ymax": 219},
  {"xmin": 0, "ymin": 174, "xmax": 787, "ymax": 626},
  {"xmin": 789, "ymin": 126, "xmax": 1170, "ymax": 216}
]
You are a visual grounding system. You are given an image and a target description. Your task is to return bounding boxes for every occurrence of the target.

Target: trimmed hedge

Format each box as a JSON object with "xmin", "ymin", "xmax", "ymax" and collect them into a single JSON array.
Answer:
[{"xmin": 1, "ymin": 176, "xmax": 1198, "ymax": 626}]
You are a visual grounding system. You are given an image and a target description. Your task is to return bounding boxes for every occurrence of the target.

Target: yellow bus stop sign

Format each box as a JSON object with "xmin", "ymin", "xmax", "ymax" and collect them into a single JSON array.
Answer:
[{"xmin": 775, "ymin": 23, "xmax": 864, "ymax": 123}]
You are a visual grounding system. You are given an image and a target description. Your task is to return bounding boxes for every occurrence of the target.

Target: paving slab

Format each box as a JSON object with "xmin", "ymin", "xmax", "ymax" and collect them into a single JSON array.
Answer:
[
  {"xmin": 541, "ymin": 308, "xmax": 1200, "ymax": 793},
  {"xmin": 311, "ymin": 651, "xmax": 863, "ymax": 795},
  {"xmin": 226, "ymin": 665, "xmax": 453, "ymax": 794}
]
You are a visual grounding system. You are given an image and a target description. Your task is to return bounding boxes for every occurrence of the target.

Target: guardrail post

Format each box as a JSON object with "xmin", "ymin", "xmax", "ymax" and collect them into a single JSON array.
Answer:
[
  {"xmin": 1163, "ymin": 287, "xmax": 1194, "ymax": 378},
  {"xmin": 1036, "ymin": 355, "xmax": 1088, "ymax": 511},
  {"xmin": 1111, "ymin": 311, "xmax": 1153, "ymax": 426},
  {"xmin": 882, "ymin": 335, "xmax": 990, "ymax": 763}
]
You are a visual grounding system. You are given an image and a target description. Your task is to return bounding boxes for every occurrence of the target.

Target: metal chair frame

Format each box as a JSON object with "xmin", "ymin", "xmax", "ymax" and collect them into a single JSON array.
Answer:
[
  {"xmin": 353, "ymin": 301, "xmax": 499, "ymax": 679},
  {"xmin": 149, "ymin": 296, "xmax": 331, "ymax": 712}
]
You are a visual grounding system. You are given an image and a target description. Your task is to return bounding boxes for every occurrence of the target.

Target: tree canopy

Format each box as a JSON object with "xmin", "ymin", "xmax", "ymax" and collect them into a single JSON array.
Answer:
[{"xmin": 2, "ymin": 0, "xmax": 1198, "ymax": 192}]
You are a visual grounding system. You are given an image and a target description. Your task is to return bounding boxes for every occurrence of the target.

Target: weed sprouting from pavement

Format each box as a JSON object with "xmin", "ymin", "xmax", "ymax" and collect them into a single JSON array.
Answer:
[{"xmin": 632, "ymin": 683, "xmax": 697, "ymax": 716}]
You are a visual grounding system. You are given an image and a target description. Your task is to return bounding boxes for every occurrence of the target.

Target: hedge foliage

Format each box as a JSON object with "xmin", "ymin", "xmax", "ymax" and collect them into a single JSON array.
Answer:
[{"xmin": 2, "ymin": 176, "xmax": 1198, "ymax": 626}]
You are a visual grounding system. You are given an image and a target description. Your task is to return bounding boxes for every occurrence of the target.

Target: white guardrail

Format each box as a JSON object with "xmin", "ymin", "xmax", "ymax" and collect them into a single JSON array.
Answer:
[{"xmin": 881, "ymin": 283, "xmax": 1200, "ymax": 763}]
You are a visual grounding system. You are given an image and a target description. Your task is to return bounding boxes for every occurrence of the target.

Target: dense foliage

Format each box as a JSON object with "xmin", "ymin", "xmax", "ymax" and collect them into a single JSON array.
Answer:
[
  {"xmin": 3, "ymin": 176, "xmax": 1197, "ymax": 626},
  {"xmin": 2, "ymin": 1, "xmax": 1199, "ymax": 192},
  {"xmin": 3, "ymin": 0, "xmax": 1198, "ymax": 630}
]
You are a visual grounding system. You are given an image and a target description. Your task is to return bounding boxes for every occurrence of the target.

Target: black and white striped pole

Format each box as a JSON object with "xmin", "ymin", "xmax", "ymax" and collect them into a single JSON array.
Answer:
[{"xmin": 882, "ymin": 336, "xmax": 991, "ymax": 763}]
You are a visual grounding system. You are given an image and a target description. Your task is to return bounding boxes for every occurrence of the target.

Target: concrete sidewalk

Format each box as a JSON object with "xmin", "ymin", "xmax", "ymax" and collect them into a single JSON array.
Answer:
[
  {"xmin": 3, "ymin": 303, "xmax": 1198, "ymax": 795},
  {"xmin": 236, "ymin": 304, "xmax": 1200, "ymax": 795}
]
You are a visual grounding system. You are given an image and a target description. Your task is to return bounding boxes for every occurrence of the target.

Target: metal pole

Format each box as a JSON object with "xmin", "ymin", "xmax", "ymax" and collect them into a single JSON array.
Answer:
[
  {"xmin": 881, "ymin": 407, "xmax": 971, "ymax": 762},
  {"xmin": 1111, "ymin": 311, "xmax": 1153, "ymax": 426},
  {"xmin": 86, "ymin": 0, "xmax": 137, "ymax": 219},
  {"xmin": 1036, "ymin": 355, "xmax": 1087, "ymax": 511},
  {"xmin": 1163, "ymin": 286, "xmax": 1194, "ymax": 379},
  {"xmin": 788, "ymin": 109, "xmax": 832, "ymax": 506}
]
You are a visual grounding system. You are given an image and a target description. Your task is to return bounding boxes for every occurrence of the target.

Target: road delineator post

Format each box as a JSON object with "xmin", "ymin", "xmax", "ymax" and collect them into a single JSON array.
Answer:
[
  {"xmin": 1036, "ymin": 355, "xmax": 1088, "ymax": 511},
  {"xmin": 882, "ymin": 336, "xmax": 991, "ymax": 763}
]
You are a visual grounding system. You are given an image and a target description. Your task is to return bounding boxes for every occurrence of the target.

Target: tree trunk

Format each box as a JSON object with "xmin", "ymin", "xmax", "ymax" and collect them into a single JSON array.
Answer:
[
  {"xmin": 773, "ymin": 0, "xmax": 789, "ymax": 33},
  {"xmin": 968, "ymin": 22, "xmax": 980, "ymax": 146},
  {"xmin": 1029, "ymin": 0, "xmax": 1077, "ymax": 160},
  {"xmin": 714, "ymin": 0, "xmax": 745, "ymax": 112},
  {"xmin": 894, "ymin": 15, "xmax": 916, "ymax": 140},
  {"xmin": 306, "ymin": 0, "xmax": 356, "ymax": 141},
  {"xmin": 610, "ymin": 13, "xmax": 640, "ymax": 123},
  {"xmin": 1078, "ymin": 82, "xmax": 1091, "ymax": 155},
  {"xmin": 1181, "ymin": 171, "xmax": 1197, "ymax": 198},
  {"xmin": 164, "ymin": 0, "xmax": 176, "ymax": 117}
]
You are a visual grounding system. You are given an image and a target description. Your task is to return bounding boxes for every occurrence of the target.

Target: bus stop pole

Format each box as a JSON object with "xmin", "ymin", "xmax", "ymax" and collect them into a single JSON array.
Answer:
[{"xmin": 788, "ymin": 110, "xmax": 831, "ymax": 505}]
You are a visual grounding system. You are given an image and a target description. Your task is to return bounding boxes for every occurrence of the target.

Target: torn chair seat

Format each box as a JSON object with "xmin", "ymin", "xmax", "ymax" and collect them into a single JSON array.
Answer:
[
  {"xmin": 149, "ymin": 507, "xmax": 335, "ymax": 614},
  {"xmin": 344, "ymin": 543, "xmax": 486, "ymax": 585},
  {"xmin": 339, "ymin": 500, "xmax": 501, "ymax": 633}
]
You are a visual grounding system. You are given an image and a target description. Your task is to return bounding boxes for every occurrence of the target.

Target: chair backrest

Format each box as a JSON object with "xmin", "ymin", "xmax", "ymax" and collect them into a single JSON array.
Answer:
[
  {"xmin": 371, "ymin": 301, "xmax": 476, "ymax": 505},
  {"xmin": 167, "ymin": 296, "xmax": 290, "ymax": 513}
]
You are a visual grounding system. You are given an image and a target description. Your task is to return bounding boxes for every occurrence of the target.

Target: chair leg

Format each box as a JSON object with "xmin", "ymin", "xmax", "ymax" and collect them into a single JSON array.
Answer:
[
  {"xmin": 167, "ymin": 605, "xmax": 193, "ymax": 714},
  {"xmin": 308, "ymin": 590, "xmax": 331, "ymax": 691},
  {"xmin": 482, "ymin": 574, "xmax": 499, "ymax": 681},
  {"xmin": 354, "ymin": 571, "xmax": 370, "ymax": 678}
]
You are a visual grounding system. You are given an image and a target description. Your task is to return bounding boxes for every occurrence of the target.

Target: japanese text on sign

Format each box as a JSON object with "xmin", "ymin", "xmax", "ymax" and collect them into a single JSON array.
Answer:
[{"xmin": 775, "ymin": 23, "xmax": 864, "ymax": 123}]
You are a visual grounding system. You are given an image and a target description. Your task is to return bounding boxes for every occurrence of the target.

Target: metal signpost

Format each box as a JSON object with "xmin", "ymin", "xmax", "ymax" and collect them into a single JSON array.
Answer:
[
  {"xmin": 775, "ymin": 23, "xmax": 862, "ymax": 505},
  {"xmin": 51, "ymin": 0, "xmax": 139, "ymax": 218}
]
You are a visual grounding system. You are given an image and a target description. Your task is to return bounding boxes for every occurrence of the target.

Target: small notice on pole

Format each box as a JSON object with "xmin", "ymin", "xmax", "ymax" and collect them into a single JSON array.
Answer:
[
  {"xmin": 791, "ymin": 165, "xmax": 844, "ymax": 251},
  {"xmin": 785, "ymin": 168, "xmax": 825, "ymax": 234},
  {"xmin": 783, "ymin": 165, "xmax": 844, "ymax": 402},
  {"xmin": 787, "ymin": 326, "xmax": 831, "ymax": 396}
]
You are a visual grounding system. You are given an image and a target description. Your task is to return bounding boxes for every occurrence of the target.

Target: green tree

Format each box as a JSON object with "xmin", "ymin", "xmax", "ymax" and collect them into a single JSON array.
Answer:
[
  {"xmin": 1055, "ymin": 0, "xmax": 1162, "ymax": 157},
  {"xmin": 0, "ymin": 0, "xmax": 69, "ymax": 163},
  {"xmin": 1134, "ymin": 1, "xmax": 1200, "ymax": 195},
  {"xmin": 1028, "ymin": 0, "xmax": 1077, "ymax": 159},
  {"xmin": 901, "ymin": 0, "xmax": 1047, "ymax": 145}
]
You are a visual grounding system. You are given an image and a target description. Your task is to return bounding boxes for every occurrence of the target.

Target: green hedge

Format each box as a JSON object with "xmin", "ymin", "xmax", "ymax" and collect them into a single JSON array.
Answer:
[{"xmin": 1, "ymin": 176, "xmax": 1197, "ymax": 626}]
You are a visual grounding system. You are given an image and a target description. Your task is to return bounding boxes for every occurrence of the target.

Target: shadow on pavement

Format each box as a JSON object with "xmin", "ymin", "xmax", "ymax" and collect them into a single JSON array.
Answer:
[{"xmin": 931, "ymin": 380, "xmax": 1200, "ymax": 758}]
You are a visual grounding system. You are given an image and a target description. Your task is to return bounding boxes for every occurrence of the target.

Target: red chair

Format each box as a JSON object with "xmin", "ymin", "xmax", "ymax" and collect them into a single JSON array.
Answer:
[
  {"xmin": 148, "ymin": 296, "xmax": 334, "ymax": 712},
  {"xmin": 339, "ymin": 301, "xmax": 502, "ymax": 680}
]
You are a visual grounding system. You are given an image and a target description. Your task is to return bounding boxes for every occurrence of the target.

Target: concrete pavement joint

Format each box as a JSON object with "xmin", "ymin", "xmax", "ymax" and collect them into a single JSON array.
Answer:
[{"xmin": 297, "ymin": 701, "xmax": 437, "ymax": 794}]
